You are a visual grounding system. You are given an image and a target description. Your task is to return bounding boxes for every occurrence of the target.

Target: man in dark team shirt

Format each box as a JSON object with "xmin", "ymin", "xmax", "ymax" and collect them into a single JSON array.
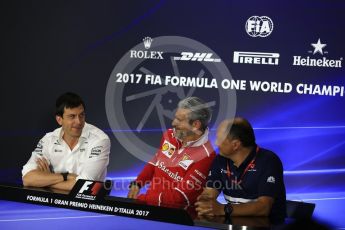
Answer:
[{"xmin": 195, "ymin": 117, "xmax": 286, "ymax": 221}]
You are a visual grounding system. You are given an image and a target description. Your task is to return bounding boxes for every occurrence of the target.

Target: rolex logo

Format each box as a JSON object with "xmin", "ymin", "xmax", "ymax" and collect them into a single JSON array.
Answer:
[
  {"xmin": 129, "ymin": 36, "xmax": 163, "ymax": 59},
  {"xmin": 143, "ymin": 37, "xmax": 153, "ymax": 49}
]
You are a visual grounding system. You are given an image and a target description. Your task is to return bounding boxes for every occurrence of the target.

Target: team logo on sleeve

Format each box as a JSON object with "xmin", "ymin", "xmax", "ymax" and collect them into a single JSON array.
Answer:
[
  {"xmin": 90, "ymin": 146, "xmax": 103, "ymax": 158},
  {"xmin": 53, "ymin": 140, "xmax": 61, "ymax": 145},
  {"xmin": 33, "ymin": 140, "xmax": 43, "ymax": 154},
  {"xmin": 178, "ymin": 154, "xmax": 194, "ymax": 170},
  {"xmin": 161, "ymin": 140, "xmax": 176, "ymax": 158},
  {"xmin": 267, "ymin": 176, "xmax": 275, "ymax": 183}
]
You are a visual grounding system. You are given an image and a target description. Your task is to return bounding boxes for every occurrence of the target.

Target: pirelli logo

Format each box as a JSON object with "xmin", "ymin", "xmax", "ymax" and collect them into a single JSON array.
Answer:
[{"xmin": 233, "ymin": 51, "xmax": 280, "ymax": 65}]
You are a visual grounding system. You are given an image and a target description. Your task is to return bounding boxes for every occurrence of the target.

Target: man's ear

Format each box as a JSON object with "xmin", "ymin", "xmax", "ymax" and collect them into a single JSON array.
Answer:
[
  {"xmin": 232, "ymin": 139, "xmax": 241, "ymax": 151},
  {"xmin": 192, "ymin": 120, "xmax": 203, "ymax": 135},
  {"xmin": 192, "ymin": 120, "xmax": 202, "ymax": 129},
  {"xmin": 56, "ymin": 115, "xmax": 63, "ymax": 126}
]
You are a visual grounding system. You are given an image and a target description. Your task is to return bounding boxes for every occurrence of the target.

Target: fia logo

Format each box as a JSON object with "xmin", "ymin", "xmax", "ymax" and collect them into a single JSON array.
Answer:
[{"xmin": 245, "ymin": 16, "xmax": 274, "ymax": 37}]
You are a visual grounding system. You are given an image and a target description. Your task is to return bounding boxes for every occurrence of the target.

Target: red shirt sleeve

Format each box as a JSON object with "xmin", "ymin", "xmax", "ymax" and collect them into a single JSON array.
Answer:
[{"xmin": 135, "ymin": 133, "xmax": 167, "ymax": 187}]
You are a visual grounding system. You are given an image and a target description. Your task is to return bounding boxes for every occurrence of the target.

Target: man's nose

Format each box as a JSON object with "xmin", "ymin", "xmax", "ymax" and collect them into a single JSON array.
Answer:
[
  {"xmin": 75, "ymin": 116, "xmax": 83, "ymax": 125},
  {"xmin": 75, "ymin": 118, "xmax": 81, "ymax": 125}
]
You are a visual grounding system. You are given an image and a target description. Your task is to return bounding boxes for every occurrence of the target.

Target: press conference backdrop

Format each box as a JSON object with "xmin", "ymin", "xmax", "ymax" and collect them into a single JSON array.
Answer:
[{"xmin": 0, "ymin": 1, "xmax": 344, "ymax": 228}]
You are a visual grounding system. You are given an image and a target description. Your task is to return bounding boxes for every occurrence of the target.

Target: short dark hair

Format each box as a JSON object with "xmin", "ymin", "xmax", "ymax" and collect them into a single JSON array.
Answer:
[
  {"xmin": 178, "ymin": 97, "xmax": 212, "ymax": 132},
  {"xmin": 227, "ymin": 118, "xmax": 256, "ymax": 147},
  {"xmin": 55, "ymin": 92, "xmax": 85, "ymax": 117}
]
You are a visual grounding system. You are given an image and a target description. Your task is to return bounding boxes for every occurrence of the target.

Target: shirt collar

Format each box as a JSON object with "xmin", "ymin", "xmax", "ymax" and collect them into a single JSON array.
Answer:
[
  {"xmin": 228, "ymin": 144, "xmax": 257, "ymax": 170},
  {"xmin": 183, "ymin": 128, "xmax": 209, "ymax": 148},
  {"xmin": 80, "ymin": 122, "xmax": 90, "ymax": 139},
  {"xmin": 240, "ymin": 145, "xmax": 257, "ymax": 168},
  {"xmin": 55, "ymin": 122, "xmax": 89, "ymax": 142}
]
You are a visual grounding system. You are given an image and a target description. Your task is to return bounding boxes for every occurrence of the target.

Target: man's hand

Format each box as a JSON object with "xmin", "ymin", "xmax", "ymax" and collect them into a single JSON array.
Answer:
[
  {"xmin": 23, "ymin": 158, "xmax": 77, "ymax": 190},
  {"xmin": 195, "ymin": 192, "xmax": 225, "ymax": 216},
  {"xmin": 196, "ymin": 187, "xmax": 274, "ymax": 217},
  {"xmin": 36, "ymin": 157, "xmax": 51, "ymax": 173},
  {"xmin": 127, "ymin": 184, "xmax": 140, "ymax": 199},
  {"xmin": 49, "ymin": 172, "xmax": 78, "ymax": 191},
  {"xmin": 67, "ymin": 173, "xmax": 77, "ymax": 181}
]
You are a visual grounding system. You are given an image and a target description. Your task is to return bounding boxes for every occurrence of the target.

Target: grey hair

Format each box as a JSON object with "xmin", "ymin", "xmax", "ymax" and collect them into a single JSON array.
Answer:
[{"xmin": 177, "ymin": 97, "xmax": 212, "ymax": 131}]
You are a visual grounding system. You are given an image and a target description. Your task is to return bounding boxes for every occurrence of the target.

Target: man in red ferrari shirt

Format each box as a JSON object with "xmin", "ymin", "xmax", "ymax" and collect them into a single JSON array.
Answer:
[{"xmin": 127, "ymin": 97, "xmax": 216, "ymax": 208}]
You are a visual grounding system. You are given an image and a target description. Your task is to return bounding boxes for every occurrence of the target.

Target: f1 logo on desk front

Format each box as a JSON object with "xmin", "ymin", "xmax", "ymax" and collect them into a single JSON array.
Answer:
[
  {"xmin": 78, "ymin": 181, "xmax": 102, "ymax": 195},
  {"xmin": 70, "ymin": 180, "xmax": 111, "ymax": 201}
]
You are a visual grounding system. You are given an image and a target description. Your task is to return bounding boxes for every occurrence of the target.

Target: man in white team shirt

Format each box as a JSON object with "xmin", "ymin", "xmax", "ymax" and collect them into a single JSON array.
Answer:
[{"xmin": 22, "ymin": 92, "xmax": 111, "ymax": 191}]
